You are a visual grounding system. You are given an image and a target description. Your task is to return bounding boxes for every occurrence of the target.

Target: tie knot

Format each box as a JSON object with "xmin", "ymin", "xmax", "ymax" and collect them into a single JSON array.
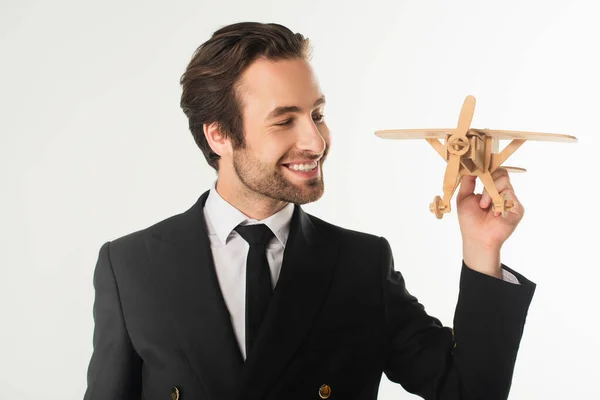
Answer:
[{"xmin": 234, "ymin": 224, "xmax": 274, "ymax": 246}]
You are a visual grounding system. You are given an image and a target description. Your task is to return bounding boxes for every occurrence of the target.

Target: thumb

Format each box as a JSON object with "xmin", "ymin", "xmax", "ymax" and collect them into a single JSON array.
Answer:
[{"xmin": 456, "ymin": 174, "xmax": 476, "ymax": 202}]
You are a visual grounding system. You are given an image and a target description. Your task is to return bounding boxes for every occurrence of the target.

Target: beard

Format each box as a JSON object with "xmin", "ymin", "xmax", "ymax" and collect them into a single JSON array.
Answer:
[{"xmin": 232, "ymin": 147, "xmax": 326, "ymax": 205}]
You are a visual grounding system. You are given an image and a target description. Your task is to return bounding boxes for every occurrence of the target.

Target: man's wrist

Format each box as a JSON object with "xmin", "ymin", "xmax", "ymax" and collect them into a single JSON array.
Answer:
[{"xmin": 462, "ymin": 241, "xmax": 502, "ymax": 279}]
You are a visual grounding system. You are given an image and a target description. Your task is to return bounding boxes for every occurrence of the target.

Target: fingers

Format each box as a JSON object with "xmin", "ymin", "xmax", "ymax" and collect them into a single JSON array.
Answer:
[
  {"xmin": 490, "ymin": 167, "xmax": 510, "ymax": 183},
  {"xmin": 457, "ymin": 174, "xmax": 477, "ymax": 202},
  {"xmin": 480, "ymin": 168, "xmax": 513, "ymax": 209},
  {"xmin": 501, "ymin": 188, "xmax": 524, "ymax": 217},
  {"xmin": 480, "ymin": 176, "xmax": 512, "ymax": 208}
]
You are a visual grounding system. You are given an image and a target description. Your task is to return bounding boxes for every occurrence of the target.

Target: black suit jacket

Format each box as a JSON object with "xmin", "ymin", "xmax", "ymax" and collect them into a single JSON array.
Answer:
[{"xmin": 84, "ymin": 190, "xmax": 536, "ymax": 400}]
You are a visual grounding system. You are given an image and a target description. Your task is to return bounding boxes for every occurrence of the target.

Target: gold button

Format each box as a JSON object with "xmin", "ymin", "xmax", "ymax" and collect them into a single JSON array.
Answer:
[
  {"xmin": 171, "ymin": 386, "xmax": 180, "ymax": 400},
  {"xmin": 319, "ymin": 384, "xmax": 331, "ymax": 399}
]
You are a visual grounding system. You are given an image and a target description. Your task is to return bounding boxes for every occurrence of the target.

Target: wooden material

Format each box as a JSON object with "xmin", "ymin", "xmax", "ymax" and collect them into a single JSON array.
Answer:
[{"xmin": 374, "ymin": 95, "xmax": 578, "ymax": 219}]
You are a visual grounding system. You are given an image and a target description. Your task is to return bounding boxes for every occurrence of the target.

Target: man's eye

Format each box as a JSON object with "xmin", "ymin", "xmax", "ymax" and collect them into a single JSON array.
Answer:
[
  {"xmin": 275, "ymin": 114, "xmax": 324, "ymax": 127},
  {"xmin": 275, "ymin": 119, "xmax": 292, "ymax": 126}
]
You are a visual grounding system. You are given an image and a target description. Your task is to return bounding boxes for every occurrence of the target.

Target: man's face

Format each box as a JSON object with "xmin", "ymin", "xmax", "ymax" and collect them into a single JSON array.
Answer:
[{"xmin": 231, "ymin": 57, "xmax": 330, "ymax": 205}]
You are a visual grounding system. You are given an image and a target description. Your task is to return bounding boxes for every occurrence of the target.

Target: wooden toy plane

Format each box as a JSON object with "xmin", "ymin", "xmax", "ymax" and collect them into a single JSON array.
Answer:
[{"xmin": 375, "ymin": 95, "xmax": 577, "ymax": 219}]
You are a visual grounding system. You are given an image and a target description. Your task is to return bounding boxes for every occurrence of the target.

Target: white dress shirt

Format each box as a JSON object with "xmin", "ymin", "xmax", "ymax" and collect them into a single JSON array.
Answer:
[
  {"xmin": 202, "ymin": 180, "xmax": 519, "ymax": 360},
  {"xmin": 203, "ymin": 180, "xmax": 294, "ymax": 360}
]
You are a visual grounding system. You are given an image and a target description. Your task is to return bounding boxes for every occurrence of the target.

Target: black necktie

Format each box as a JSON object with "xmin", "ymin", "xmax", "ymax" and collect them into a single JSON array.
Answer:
[{"xmin": 234, "ymin": 223, "xmax": 275, "ymax": 356}]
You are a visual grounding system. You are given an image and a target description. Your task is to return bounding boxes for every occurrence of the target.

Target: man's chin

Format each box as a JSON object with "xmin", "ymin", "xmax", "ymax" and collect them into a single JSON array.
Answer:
[
  {"xmin": 286, "ymin": 184, "xmax": 324, "ymax": 205},
  {"xmin": 269, "ymin": 178, "xmax": 324, "ymax": 205}
]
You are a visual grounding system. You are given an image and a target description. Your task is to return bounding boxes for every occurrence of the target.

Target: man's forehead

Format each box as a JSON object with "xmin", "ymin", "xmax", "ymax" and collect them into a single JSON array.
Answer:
[{"xmin": 238, "ymin": 58, "xmax": 324, "ymax": 115}]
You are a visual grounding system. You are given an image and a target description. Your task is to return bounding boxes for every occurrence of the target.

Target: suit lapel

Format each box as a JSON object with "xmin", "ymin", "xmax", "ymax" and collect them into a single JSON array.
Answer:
[
  {"xmin": 145, "ymin": 190, "xmax": 340, "ymax": 400},
  {"xmin": 236, "ymin": 204, "xmax": 340, "ymax": 400},
  {"xmin": 145, "ymin": 190, "xmax": 243, "ymax": 400}
]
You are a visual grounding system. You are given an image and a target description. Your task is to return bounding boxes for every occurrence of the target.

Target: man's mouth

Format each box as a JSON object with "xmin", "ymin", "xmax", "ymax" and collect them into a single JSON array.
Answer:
[
  {"xmin": 282, "ymin": 161, "xmax": 318, "ymax": 172},
  {"xmin": 282, "ymin": 161, "xmax": 320, "ymax": 178}
]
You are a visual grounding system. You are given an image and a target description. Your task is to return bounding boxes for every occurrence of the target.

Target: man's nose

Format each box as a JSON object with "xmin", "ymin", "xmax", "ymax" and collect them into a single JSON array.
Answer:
[{"xmin": 297, "ymin": 119, "xmax": 327, "ymax": 155}]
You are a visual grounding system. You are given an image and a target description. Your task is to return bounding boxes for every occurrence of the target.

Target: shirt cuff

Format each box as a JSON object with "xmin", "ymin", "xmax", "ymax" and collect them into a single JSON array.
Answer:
[{"xmin": 502, "ymin": 268, "xmax": 521, "ymax": 285}]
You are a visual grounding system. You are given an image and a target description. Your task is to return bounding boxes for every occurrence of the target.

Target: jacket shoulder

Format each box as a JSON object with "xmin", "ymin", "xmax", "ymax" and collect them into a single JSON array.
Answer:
[
  {"xmin": 102, "ymin": 200, "xmax": 198, "ymax": 259},
  {"xmin": 306, "ymin": 212, "xmax": 383, "ymax": 248}
]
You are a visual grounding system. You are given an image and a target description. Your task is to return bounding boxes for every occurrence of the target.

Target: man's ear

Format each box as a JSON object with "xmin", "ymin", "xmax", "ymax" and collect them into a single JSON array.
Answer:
[{"xmin": 203, "ymin": 122, "xmax": 231, "ymax": 157}]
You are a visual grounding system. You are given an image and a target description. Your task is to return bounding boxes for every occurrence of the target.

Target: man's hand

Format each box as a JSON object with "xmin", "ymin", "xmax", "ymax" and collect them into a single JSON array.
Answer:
[{"xmin": 455, "ymin": 168, "xmax": 525, "ymax": 278}]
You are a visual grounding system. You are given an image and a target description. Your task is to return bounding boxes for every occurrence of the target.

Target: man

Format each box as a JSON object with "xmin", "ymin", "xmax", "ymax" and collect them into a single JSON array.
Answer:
[{"xmin": 83, "ymin": 22, "xmax": 535, "ymax": 400}]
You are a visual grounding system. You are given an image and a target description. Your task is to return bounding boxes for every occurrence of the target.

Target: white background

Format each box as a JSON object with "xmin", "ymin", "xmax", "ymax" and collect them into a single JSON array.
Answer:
[{"xmin": 1, "ymin": 0, "xmax": 598, "ymax": 398}]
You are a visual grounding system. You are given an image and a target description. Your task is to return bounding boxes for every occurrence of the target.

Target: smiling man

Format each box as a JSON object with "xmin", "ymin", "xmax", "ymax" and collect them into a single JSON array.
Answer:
[
  {"xmin": 83, "ymin": 22, "xmax": 536, "ymax": 400},
  {"xmin": 202, "ymin": 55, "xmax": 330, "ymax": 217}
]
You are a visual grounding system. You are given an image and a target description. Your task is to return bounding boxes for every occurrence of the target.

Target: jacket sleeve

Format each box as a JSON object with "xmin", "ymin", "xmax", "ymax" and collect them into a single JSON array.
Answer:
[
  {"xmin": 84, "ymin": 241, "xmax": 142, "ymax": 400},
  {"xmin": 379, "ymin": 236, "xmax": 536, "ymax": 400}
]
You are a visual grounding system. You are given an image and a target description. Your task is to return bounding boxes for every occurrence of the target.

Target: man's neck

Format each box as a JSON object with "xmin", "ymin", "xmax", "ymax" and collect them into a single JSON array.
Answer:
[{"xmin": 215, "ymin": 178, "xmax": 289, "ymax": 221}]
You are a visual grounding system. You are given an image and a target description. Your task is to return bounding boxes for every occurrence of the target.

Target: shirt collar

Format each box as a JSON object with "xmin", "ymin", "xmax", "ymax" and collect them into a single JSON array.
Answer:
[{"xmin": 203, "ymin": 180, "xmax": 295, "ymax": 248}]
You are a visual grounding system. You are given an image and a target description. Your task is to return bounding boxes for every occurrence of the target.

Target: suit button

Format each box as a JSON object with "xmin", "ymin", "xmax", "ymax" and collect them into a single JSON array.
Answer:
[
  {"xmin": 171, "ymin": 386, "xmax": 180, "ymax": 400},
  {"xmin": 319, "ymin": 384, "xmax": 331, "ymax": 399}
]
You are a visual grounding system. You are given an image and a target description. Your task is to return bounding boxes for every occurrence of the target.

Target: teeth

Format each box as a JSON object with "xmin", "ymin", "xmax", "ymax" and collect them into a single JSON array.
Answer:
[{"xmin": 287, "ymin": 161, "xmax": 317, "ymax": 171}]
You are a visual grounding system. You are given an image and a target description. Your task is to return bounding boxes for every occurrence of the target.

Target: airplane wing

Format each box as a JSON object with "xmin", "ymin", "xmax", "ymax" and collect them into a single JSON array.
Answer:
[
  {"xmin": 471, "ymin": 129, "xmax": 578, "ymax": 143},
  {"xmin": 374, "ymin": 129, "xmax": 454, "ymax": 139},
  {"xmin": 502, "ymin": 166, "xmax": 527, "ymax": 173}
]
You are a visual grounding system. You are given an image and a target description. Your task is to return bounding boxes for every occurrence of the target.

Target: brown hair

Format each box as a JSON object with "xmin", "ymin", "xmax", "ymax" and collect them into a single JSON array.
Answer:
[{"xmin": 179, "ymin": 22, "xmax": 312, "ymax": 171}]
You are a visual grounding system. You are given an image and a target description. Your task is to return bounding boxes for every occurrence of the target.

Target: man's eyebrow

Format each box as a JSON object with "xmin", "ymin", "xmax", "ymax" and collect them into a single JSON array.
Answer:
[{"xmin": 266, "ymin": 95, "xmax": 326, "ymax": 120}]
